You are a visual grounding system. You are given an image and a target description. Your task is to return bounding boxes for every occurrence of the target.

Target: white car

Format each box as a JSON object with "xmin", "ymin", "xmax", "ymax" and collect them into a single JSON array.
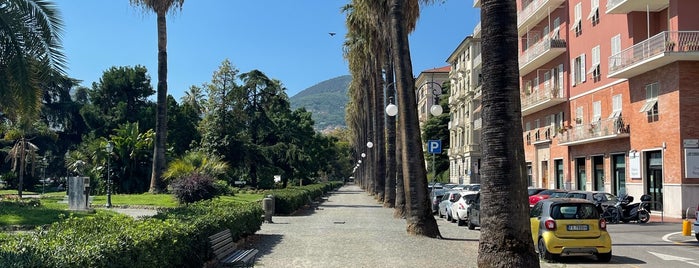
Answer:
[{"xmin": 450, "ymin": 190, "xmax": 479, "ymax": 226}]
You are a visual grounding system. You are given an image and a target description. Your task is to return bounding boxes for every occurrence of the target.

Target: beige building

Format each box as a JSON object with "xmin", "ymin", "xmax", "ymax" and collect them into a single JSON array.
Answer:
[
  {"xmin": 415, "ymin": 66, "xmax": 451, "ymax": 128},
  {"xmin": 446, "ymin": 36, "xmax": 482, "ymax": 185}
]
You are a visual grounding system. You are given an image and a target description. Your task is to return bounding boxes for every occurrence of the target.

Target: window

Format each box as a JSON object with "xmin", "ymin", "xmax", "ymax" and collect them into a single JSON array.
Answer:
[
  {"xmin": 553, "ymin": 18, "xmax": 561, "ymax": 39},
  {"xmin": 575, "ymin": 106, "xmax": 584, "ymax": 124},
  {"xmin": 525, "ymin": 122, "xmax": 531, "ymax": 131},
  {"xmin": 611, "ymin": 34, "xmax": 621, "ymax": 68},
  {"xmin": 571, "ymin": 2, "xmax": 582, "ymax": 36},
  {"xmin": 640, "ymin": 82, "xmax": 659, "ymax": 122},
  {"xmin": 556, "ymin": 112, "xmax": 564, "ymax": 129},
  {"xmin": 572, "ymin": 54, "xmax": 586, "ymax": 85},
  {"xmin": 544, "ymin": 71, "xmax": 551, "ymax": 91},
  {"xmin": 588, "ymin": 46, "xmax": 601, "ymax": 78},
  {"xmin": 588, "ymin": 0, "xmax": 600, "ymax": 25},
  {"xmin": 609, "ymin": 94, "xmax": 622, "ymax": 118},
  {"xmin": 533, "ymin": 77, "xmax": 539, "ymax": 92},
  {"xmin": 592, "ymin": 101, "xmax": 601, "ymax": 122}
]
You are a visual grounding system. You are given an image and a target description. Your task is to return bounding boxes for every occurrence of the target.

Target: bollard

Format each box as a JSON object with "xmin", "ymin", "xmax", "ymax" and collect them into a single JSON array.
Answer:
[
  {"xmin": 682, "ymin": 219, "xmax": 692, "ymax": 236},
  {"xmin": 262, "ymin": 195, "xmax": 274, "ymax": 223}
]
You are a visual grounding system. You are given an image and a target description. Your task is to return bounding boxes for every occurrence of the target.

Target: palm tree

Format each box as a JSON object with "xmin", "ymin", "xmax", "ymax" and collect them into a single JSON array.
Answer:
[
  {"xmin": 129, "ymin": 0, "xmax": 185, "ymax": 193},
  {"xmin": 477, "ymin": 0, "xmax": 539, "ymax": 266},
  {"xmin": 0, "ymin": 0, "xmax": 66, "ymax": 120},
  {"xmin": 386, "ymin": 0, "xmax": 440, "ymax": 237}
]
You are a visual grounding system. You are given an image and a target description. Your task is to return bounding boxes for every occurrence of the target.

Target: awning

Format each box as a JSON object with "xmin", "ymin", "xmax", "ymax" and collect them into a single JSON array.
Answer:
[{"xmin": 639, "ymin": 99, "xmax": 658, "ymax": 113}]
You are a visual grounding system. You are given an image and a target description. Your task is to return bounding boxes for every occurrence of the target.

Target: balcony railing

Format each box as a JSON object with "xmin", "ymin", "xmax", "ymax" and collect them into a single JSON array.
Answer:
[
  {"xmin": 608, "ymin": 31, "xmax": 699, "ymax": 78},
  {"xmin": 473, "ymin": 53, "xmax": 482, "ymax": 68},
  {"xmin": 521, "ymin": 86, "xmax": 566, "ymax": 116},
  {"xmin": 517, "ymin": 0, "xmax": 565, "ymax": 36},
  {"xmin": 532, "ymin": 127, "xmax": 552, "ymax": 145},
  {"xmin": 473, "ymin": 22, "xmax": 481, "ymax": 37},
  {"xmin": 558, "ymin": 116, "xmax": 630, "ymax": 145},
  {"xmin": 519, "ymin": 37, "xmax": 567, "ymax": 75},
  {"xmin": 606, "ymin": 0, "xmax": 669, "ymax": 14}
]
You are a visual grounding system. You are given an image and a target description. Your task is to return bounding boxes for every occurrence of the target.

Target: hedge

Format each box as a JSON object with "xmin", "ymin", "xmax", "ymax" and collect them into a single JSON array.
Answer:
[
  {"xmin": 263, "ymin": 181, "xmax": 343, "ymax": 215},
  {"xmin": 0, "ymin": 199, "xmax": 263, "ymax": 267}
]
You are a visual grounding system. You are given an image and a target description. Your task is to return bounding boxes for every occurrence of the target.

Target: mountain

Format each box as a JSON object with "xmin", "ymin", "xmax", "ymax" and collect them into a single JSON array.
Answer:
[{"xmin": 290, "ymin": 75, "xmax": 351, "ymax": 132}]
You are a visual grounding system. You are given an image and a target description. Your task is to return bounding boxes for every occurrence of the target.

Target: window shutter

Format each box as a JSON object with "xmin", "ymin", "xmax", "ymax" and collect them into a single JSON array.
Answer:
[
  {"xmin": 580, "ymin": 54, "xmax": 586, "ymax": 82},
  {"xmin": 571, "ymin": 59, "xmax": 576, "ymax": 86}
]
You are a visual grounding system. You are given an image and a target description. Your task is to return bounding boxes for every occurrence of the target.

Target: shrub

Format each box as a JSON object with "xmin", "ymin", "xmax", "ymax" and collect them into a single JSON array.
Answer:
[{"xmin": 170, "ymin": 173, "xmax": 219, "ymax": 204}]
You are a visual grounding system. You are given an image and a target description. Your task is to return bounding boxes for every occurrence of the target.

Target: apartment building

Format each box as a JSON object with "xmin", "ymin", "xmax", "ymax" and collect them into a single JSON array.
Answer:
[
  {"xmin": 504, "ymin": 0, "xmax": 699, "ymax": 217},
  {"xmin": 446, "ymin": 36, "xmax": 483, "ymax": 185},
  {"xmin": 415, "ymin": 66, "xmax": 451, "ymax": 127}
]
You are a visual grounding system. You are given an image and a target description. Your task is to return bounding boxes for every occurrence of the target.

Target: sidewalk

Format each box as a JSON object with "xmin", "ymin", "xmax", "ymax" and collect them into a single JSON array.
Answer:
[{"xmin": 246, "ymin": 184, "xmax": 568, "ymax": 268}]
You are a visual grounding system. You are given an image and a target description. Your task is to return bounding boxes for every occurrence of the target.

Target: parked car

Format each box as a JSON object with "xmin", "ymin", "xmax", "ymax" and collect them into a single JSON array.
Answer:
[
  {"xmin": 430, "ymin": 189, "xmax": 447, "ymax": 214},
  {"xmin": 528, "ymin": 187, "xmax": 546, "ymax": 196},
  {"xmin": 466, "ymin": 192, "xmax": 481, "ymax": 230},
  {"xmin": 530, "ymin": 198, "xmax": 612, "ymax": 262},
  {"xmin": 564, "ymin": 191, "xmax": 618, "ymax": 209},
  {"xmin": 451, "ymin": 190, "xmax": 479, "ymax": 226},
  {"xmin": 451, "ymin": 184, "xmax": 469, "ymax": 191},
  {"xmin": 529, "ymin": 189, "xmax": 569, "ymax": 207},
  {"xmin": 443, "ymin": 183, "xmax": 458, "ymax": 189},
  {"xmin": 438, "ymin": 191, "xmax": 460, "ymax": 221},
  {"xmin": 465, "ymin": 184, "xmax": 480, "ymax": 191}
]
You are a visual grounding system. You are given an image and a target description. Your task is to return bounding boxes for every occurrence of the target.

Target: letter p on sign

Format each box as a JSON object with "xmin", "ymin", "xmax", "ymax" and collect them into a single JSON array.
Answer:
[{"xmin": 427, "ymin": 140, "xmax": 441, "ymax": 154}]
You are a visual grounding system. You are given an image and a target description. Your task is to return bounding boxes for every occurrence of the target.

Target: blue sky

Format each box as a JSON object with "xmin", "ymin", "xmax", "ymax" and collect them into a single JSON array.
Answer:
[{"xmin": 56, "ymin": 1, "xmax": 479, "ymax": 101}]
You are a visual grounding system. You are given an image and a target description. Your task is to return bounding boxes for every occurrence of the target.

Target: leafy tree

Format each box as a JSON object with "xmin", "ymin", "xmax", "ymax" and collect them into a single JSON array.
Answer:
[
  {"xmin": 478, "ymin": 0, "xmax": 539, "ymax": 266},
  {"xmin": 167, "ymin": 95, "xmax": 200, "ymax": 156},
  {"xmin": 163, "ymin": 150, "xmax": 228, "ymax": 182},
  {"xmin": 421, "ymin": 83, "xmax": 450, "ymax": 182},
  {"xmin": 108, "ymin": 122, "xmax": 154, "ymax": 193},
  {"xmin": 0, "ymin": 0, "xmax": 66, "ymax": 119},
  {"xmin": 129, "ymin": 0, "xmax": 185, "ymax": 194},
  {"xmin": 2, "ymin": 117, "xmax": 56, "ymax": 197}
]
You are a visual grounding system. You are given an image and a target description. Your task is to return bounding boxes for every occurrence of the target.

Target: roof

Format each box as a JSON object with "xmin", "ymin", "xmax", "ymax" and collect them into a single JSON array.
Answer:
[{"xmin": 421, "ymin": 65, "xmax": 451, "ymax": 73}]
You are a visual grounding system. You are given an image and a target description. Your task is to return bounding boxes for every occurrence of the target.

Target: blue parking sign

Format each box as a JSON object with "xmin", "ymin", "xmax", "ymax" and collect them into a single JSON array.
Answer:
[{"xmin": 427, "ymin": 140, "xmax": 441, "ymax": 154}]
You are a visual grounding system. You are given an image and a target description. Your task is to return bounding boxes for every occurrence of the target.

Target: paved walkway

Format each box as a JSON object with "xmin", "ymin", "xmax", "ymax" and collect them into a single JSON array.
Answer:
[{"xmin": 246, "ymin": 184, "xmax": 569, "ymax": 268}]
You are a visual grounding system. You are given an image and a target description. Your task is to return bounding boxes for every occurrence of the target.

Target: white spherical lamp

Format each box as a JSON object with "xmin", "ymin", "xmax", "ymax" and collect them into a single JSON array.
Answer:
[
  {"xmin": 385, "ymin": 103, "xmax": 398, "ymax": 116},
  {"xmin": 430, "ymin": 105, "xmax": 443, "ymax": 116}
]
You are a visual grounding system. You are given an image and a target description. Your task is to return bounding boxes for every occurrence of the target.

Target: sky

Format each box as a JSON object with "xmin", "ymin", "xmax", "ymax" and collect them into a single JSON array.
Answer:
[{"xmin": 56, "ymin": 1, "xmax": 480, "ymax": 101}]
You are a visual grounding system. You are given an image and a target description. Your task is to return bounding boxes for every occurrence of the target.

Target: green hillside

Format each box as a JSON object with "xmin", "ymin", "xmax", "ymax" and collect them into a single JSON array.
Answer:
[{"xmin": 290, "ymin": 75, "xmax": 351, "ymax": 132}]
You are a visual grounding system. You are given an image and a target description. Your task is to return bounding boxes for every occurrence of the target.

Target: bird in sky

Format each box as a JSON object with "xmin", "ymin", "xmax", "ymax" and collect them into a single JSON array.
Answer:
[{"xmin": 329, "ymin": 32, "xmax": 336, "ymax": 36}]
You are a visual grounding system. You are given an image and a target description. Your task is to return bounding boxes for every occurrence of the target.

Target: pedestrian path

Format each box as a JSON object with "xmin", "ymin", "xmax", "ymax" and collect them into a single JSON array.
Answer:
[{"xmin": 245, "ymin": 184, "xmax": 572, "ymax": 268}]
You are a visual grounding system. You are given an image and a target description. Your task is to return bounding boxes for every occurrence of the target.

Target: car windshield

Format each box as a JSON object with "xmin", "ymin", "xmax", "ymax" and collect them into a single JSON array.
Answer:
[
  {"xmin": 549, "ymin": 191, "xmax": 568, "ymax": 198},
  {"xmin": 551, "ymin": 203, "xmax": 599, "ymax": 220}
]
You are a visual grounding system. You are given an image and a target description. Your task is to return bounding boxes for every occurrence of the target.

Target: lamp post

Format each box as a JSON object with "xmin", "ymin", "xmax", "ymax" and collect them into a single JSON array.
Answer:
[
  {"xmin": 41, "ymin": 156, "xmax": 47, "ymax": 195},
  {"xmin": 105, "ymin": 141, "xmax": 114, "ymax": 208}
]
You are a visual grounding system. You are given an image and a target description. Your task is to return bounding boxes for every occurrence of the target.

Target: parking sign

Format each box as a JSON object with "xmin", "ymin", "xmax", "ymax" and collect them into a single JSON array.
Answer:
[{"xmin": 427, "ymin": 140, "xmax": 441, "ymax": 154}]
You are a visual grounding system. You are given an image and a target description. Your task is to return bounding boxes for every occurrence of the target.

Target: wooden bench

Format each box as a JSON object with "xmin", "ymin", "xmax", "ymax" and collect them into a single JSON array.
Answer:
[{"xmin": 208, "ymin": 229, "xmax": 259, "ymax": 267}]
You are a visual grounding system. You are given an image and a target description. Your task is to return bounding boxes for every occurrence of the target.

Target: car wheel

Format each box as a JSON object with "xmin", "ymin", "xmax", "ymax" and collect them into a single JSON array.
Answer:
[
  {"xmin": 446, "ymin": 213, "xmax": 452, "ymax": 222},
  {"xmin": 695, "ymin": 232, "xmax": 698, "ymax": 242},
  {"xmin": 457, "ymin": 218, "xmax": 465, "ymax": 226},
  {"xmin": 537, "ymin": 238, "xmax": 555, "ymax": 262},
  {"xmin": 597, "ymin": 251, "xmax": 612, "ymax": 262},
  {"xmin": 638, "ymin": 210, "xmax": 650, "ymax": 223},
  {"xmin": 467, "ymin": 213, "xmax": 475, "ymax": 230}
]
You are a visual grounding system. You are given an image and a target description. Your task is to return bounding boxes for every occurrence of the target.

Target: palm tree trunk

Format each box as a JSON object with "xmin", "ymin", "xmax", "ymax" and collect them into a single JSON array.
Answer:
[
  {"xmin": 393, "ymin": 115, "xmax": 406, "ymax": 218},
  {"xmin": 388, "ymin": 0, "xmax": 440, "ymax": 237},
  {"xmin": 477, "ymin": 0, "xmax": 539, "ymax": 266},
  {"xmin": 372, "ymin": 59, "xmax": 386, "ymax": 201},
  {"xmin": 150, "ymin": 11, "xmax": 169, "ymax": 193}
]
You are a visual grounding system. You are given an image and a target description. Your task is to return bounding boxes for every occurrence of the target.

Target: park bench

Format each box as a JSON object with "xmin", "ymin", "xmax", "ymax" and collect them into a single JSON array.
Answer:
[{"xmin": 208, "ymin": 229, "xmax": 259, "ymax": 267}]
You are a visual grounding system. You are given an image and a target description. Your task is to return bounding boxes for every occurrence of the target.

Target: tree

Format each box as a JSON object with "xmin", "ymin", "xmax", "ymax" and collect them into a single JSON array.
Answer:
[
  {"xmin": 2, "ymin": 118, "xmax": 56, "ymax": 197},
  {"xmin": 386, "ymin": 0, "xmax": 441, "ymax": 237},
  {"xmin": 478, "ymin": 0, "xmax": 539, "ymax": 266},
  {"xmin": 421, "ymin": 82, "xmax": 450, "ymax": 181},
  {"xmin": 129, "ymin": 0, "xmax": 185, "ymax": 193},
  {"xmin": 0, "ymin": 0, "xmax": 66, "ymax": 120}
]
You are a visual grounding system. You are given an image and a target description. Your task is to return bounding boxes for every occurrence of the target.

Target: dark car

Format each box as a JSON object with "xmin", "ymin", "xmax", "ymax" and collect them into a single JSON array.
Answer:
[
  {"xmin": 430, "ymin": 189, "xmax": 447, "ymax": 214},
  {"xmin": 564, "ymin": 190, "xmax": 618, "ymax": 208},
  {"xmin": 466, "ymin": 192, "xmax": 481, "ymax": 230}
]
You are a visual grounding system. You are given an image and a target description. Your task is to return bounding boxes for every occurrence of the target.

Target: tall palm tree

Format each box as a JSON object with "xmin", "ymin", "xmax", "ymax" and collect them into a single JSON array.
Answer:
[
  {"xmin": 386, "ymin": 0, "xmax": 440, "ymax": 237},
  {"xmin": 129, "ymin": 0, "xmax": 184, "ymax": 193},
  {"xmin": 0, "ymin": 0, "xmax": 66, "ymax": 120},
  {"xmin": 477, "ymin": 0, "xmax": 539, "ymax": 266}
]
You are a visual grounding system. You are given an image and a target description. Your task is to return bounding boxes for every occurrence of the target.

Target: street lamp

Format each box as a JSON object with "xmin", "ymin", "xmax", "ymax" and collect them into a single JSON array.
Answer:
[
  {"xmin": 384, "ymin": 81, "xmax": 443, "ymax": 117},
  {"xmin": 41, "ymin": 156, "xmax": 47, "ymax": 195},
  {"xmin": 361, "ymin": 153, "xmax": 366, "ymax": 158},
  {"xmin": 366, "ymin": 141, "xmax": 374, "ymax": 148},
  {"xmin": 105, "ymin": 141, "xmax": 114, "ymax": 208}
]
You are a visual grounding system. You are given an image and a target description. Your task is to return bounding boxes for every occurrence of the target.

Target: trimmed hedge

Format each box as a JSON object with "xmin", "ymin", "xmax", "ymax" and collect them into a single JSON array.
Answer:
[
  {"xmin": 0, "ymin": 198, "xmax": 263, "ymax": 267},
  {"xmin": 263, "ymin": 182, "xmax": 343, "ymax": 215}
]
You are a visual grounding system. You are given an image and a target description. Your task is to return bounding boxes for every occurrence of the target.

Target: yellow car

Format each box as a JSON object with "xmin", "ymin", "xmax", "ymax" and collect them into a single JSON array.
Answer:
[{"xmin": 530, "ymin": 198, "xmax": 612, "ymax": 262}]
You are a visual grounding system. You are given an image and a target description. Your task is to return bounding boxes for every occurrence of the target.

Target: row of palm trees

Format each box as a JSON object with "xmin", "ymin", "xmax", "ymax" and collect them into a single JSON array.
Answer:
[{"xmin": 342, "ymin": 0, "xmax": 540, "ymax": 266}]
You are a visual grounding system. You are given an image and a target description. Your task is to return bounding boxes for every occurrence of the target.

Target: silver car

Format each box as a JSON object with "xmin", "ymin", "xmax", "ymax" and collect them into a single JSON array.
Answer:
[
  {"xmin": 451, "ymin": 191, "xmax": 479, "ymax": 226},
  {"xmin": 438, "ymin": 191, "xmax": 459, "ymax": 221}
]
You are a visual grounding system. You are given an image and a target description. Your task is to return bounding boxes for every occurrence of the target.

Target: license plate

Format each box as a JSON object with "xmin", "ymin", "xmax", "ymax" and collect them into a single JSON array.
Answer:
[{"xmin": 566, "ymin": 224, "xmax": 589, "ymax": 231}]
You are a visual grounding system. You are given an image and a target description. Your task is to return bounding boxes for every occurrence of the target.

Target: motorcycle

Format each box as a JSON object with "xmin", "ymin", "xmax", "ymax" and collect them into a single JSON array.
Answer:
[{"xmin": 614, "ymin": 194, "xmax": 651, "ymax": 223}]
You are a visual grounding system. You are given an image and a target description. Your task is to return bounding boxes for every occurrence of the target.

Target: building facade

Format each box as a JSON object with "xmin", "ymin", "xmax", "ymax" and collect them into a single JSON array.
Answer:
[
  {"xmin": 446, "ymin": 36, "xmax": 483, "ymax": 185},
  {"xmin": 505, "ymin": 0, "xmax": 699, "ymax": 217},
  {"xmin": 415, "ymin": 66, "xmax": 451, "ymax": 127}
]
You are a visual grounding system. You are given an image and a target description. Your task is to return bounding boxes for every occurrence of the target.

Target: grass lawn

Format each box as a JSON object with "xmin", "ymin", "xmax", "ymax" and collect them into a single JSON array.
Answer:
[{"xmin": 0, "ymin": 191, "xmax": 264, "ymax": 228}]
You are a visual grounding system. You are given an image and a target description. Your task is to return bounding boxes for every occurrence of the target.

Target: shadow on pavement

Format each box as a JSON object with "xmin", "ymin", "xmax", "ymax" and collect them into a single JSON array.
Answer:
[
  {"xmin": 547, "ymin": 254, "xmax": 645, "ymax": 266},
  {"xmin": 245, "ymin": 234, "xmax": 283, "ymax": 257}
]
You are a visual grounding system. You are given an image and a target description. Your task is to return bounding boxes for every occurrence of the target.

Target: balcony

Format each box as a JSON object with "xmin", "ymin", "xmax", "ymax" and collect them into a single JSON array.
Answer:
[
  {"xmin": 519, "ymin": 38, "xmax": 566, "ymax": 75},
  {"xmin": 473, "ymin": 22, "xmax": 481, "ymax": 38},
  {"xmin": 606, "ymin": 0, "xmax": 669, "ymax": 14},
  {"xmin": 608, "ymin": 31, "xmax": 699, "ymax": 78},
  {"xmin": 517, "ymin": 0, "xmax": 565, "ymax": 36},
  {"xmin": 558, "ymin": 116, "xmax": 630, "ymax": 146},
  {"xmin": 473, "ymin": 53, "xmax": 482, "ymax": 68},
  {"xmin": 521, "ymin": 87, "xmax": 566, "ymax": 116},
  {"xmin": 473, "ymin": 0, "xmax": 481, "ymax": 8},
  {"xmin": 531, "ymin": 127, "xmax": 552, "ymax": 145}
]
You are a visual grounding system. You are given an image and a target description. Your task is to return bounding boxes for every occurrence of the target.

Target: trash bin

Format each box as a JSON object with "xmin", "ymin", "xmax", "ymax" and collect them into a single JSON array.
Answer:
[{"xmin": 262, "ymin": 195, "xmax": 275, "ymax": 223}]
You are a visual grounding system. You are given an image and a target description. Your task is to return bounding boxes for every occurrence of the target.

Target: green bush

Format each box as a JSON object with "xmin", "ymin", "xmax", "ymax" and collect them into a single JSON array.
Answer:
[
  {"xmin": 170, "ymin": 173, "xmax": 219, "ymax": 204},
  {"xmin": 262, "ymin": 182, "xmax": 343, "ymax": 215},
  {"xmin": 0, "ymin": 198, "xmax": 263, "ymax": 267}
]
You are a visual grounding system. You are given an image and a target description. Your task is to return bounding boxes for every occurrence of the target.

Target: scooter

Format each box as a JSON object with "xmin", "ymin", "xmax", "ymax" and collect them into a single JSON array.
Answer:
[{"xmin": 615, "ymin": 194, "xmax": 651, "ymax": 223}]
